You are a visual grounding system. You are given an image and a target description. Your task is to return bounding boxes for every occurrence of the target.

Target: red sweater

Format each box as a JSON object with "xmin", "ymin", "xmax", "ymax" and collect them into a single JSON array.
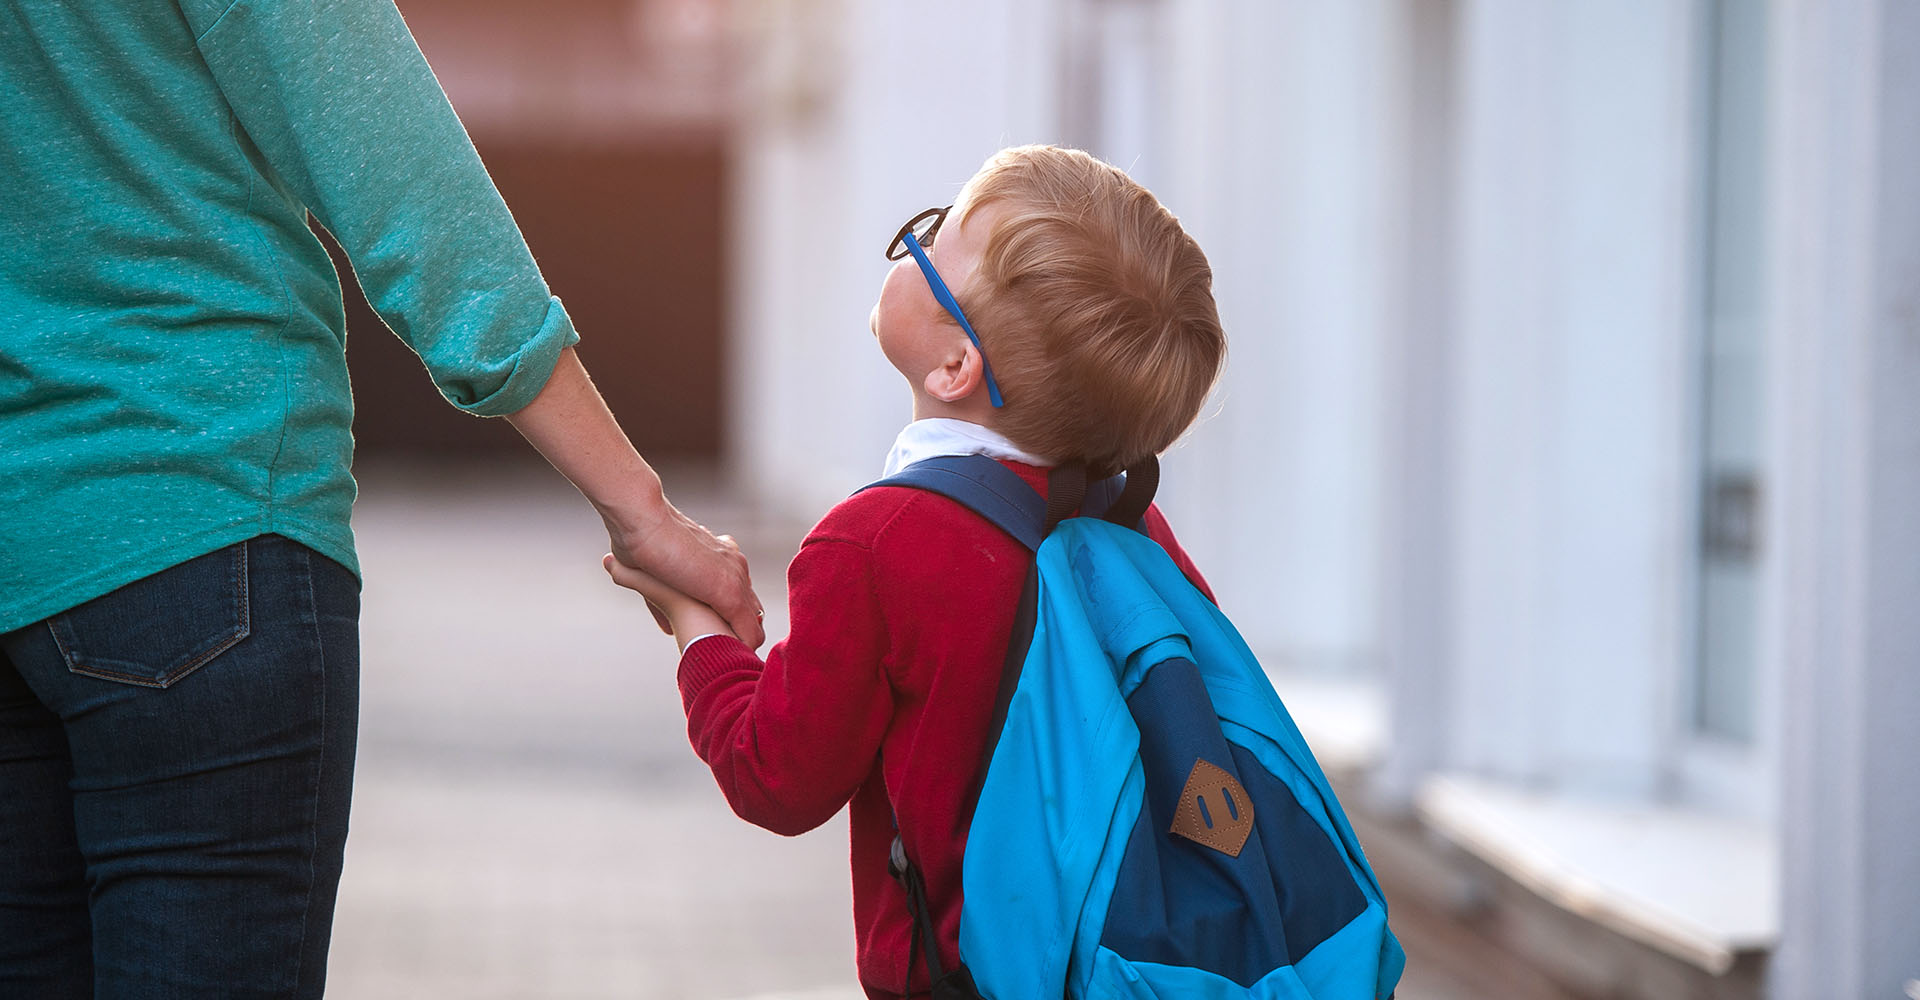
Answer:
[{"xmin": 676, "ymin": 460, "xmax": 1213, "ymax": 999}]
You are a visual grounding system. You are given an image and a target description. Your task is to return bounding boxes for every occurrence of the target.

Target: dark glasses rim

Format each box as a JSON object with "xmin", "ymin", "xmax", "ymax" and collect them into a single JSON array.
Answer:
[{"xmin": 885, "ymin": 205, "xmax": 951, "ymax": 261}]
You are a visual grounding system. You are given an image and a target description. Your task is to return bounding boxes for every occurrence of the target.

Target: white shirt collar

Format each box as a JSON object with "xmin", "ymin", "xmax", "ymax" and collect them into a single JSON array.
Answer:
[{"xmin": 881, "ymin": 418, "xmax": 1051, "ymax": 477}]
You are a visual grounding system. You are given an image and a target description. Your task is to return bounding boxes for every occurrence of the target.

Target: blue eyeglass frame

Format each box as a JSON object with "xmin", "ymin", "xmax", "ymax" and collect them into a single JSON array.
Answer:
[{"xmin": 887, "ymin": 206, "xmax": 1005, "ymax": 408}]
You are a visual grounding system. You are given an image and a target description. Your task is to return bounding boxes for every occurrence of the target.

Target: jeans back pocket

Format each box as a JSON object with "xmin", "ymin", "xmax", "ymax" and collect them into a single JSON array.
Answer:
[{"xmin": 48, "ymin": 542, "xmax": 252, "ymax": 689}]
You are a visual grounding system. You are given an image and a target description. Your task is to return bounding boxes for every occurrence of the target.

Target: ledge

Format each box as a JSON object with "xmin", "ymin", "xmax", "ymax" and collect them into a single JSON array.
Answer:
[
  {"xmin": 1266, "ymin": 671, "xmax": 1388, "ymax": 774},
  {"xmin": 1415, "ymin": 774, "xmax": 1777, "ymax": 975}
]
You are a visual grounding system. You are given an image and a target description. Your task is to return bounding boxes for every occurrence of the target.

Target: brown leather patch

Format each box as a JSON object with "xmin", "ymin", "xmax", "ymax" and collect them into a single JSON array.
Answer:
[{"xmin": 1169, "ymin": 759, "xmax": 1255, "ymax": 857}]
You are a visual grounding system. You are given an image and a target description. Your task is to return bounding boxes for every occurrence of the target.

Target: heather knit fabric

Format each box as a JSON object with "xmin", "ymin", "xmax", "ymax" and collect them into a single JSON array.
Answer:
[{"xmin": 0, "ymin": 0, "xmax": 576, "ymax": 629}]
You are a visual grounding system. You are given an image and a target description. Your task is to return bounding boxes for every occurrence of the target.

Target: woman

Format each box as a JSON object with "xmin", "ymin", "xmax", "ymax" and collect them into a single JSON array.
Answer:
[{"xmin": 0, "ymin": 2, "xmax": 762, "ymax": 996}]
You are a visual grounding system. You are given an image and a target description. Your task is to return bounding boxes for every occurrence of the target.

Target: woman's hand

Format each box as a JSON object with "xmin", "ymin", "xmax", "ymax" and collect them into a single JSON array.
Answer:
[
  {"xmin": 602, "ymin": 554, "xmax": 735, "ymax": 654},
  {"xmin": 507, "ymin": 347, "xmax": 765, "ymax": 647},
  {"xmin": 598, "ymin": 488, "xmax": 759, "ymax": 644}
]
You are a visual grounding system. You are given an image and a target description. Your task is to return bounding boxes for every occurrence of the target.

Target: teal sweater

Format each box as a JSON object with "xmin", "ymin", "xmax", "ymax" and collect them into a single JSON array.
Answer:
[{"xmin": 0, "ymin": 1, "xmax": 578, "ymax": 631}]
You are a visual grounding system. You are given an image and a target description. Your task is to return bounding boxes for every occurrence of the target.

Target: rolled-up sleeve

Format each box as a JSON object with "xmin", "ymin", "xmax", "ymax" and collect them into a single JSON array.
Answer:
[
  {"xmin": 184, "ymin": 0, "xmax": 578, "ymax": 414},
  {"xmin": 431, "ymin": 293, "xmax": 578, "ymax": 416}
]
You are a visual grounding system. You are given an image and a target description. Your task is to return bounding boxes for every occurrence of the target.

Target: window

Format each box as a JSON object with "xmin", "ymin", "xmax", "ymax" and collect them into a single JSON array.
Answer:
[{"xmin": 1692, "ymin": 0, "xmax": 1767, "ymax": 746}]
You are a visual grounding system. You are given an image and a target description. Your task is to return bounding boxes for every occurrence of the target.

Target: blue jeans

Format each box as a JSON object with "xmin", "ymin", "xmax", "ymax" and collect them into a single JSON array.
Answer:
[{"xmin": 0, "ymin": 535, "xmax": 360, "ymax": 999}]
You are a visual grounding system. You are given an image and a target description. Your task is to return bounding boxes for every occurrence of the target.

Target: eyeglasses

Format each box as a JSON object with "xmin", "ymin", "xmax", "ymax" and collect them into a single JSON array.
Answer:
[{"xmin": 886, "ymin": 206, "xmax": 1005, "ymax": 407}]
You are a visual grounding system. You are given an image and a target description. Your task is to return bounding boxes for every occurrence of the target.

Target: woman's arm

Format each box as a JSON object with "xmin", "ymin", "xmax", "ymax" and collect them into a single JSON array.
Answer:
[
  {"xmin": 185, "ymin": 0, "xmax": 580, "ymax": 419},
  {"xmin": 177, "ymin": 2, "xmax": 762, "ymax": 642},
  {"xmin": 512, "ymin": 348, "xmax": 763, "ymax": 648}
]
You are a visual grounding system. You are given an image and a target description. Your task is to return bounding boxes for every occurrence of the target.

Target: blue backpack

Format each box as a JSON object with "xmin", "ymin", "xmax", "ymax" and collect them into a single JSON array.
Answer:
[{"xmin": 866, "ymin": 455, "xmax": 1405, "ymax": 1000}]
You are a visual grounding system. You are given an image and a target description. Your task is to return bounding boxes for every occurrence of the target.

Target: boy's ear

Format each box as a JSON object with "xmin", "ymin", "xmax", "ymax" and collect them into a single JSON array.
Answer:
[{"xmin": 923, "ymin": 338, "xmax": 985, "ymax": 404}]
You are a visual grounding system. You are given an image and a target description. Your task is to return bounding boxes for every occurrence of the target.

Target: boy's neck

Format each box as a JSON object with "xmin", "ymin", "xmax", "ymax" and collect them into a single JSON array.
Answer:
[{"xmin": 910, "ymin": 393, "xmax": 997, "ymax": 428}]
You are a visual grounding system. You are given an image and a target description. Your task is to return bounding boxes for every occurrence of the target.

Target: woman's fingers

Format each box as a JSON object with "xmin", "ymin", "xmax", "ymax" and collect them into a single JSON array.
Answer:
[
  {"xmin": 642, "ymin": 598, "xmax": 674, "ymax": 635},
  {"xmin": 669, "ymin": 520, "xmax": 764, "ymax": 649},
  {"xmin": 707, "ymin": 534, "xmax": 766, "ymax": 648}
]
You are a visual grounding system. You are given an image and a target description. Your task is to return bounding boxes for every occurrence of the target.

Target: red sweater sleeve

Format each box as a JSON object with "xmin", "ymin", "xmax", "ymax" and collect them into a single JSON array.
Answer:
[
  {"xmin": 677, "ymin": 533, "xmax": 895, "ymax": 836},
  {"xmin": 1144, "ymin": 502, "xmax": 1216, "ymax": 603}
]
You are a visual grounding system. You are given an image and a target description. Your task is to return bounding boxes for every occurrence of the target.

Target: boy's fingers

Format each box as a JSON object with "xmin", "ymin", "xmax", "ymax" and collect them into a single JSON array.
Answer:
[
  {"xmin": 602, "ymin": 555, "xmax": 681, "ymax": 636},
  {"xmin": 603, "ymin": 553, "xmax": 661, "ymax": 596}
]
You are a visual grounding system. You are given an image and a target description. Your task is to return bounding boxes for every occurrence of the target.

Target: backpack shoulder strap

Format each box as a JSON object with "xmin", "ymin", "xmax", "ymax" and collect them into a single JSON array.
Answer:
[
  {"xmin": 857, "ymin": 454, "xmax": 1158, "ymax": 1000},
  {"xmin": 861, "ymin": 453, "xmax": 1156, "ymax": 548},
  {"xmin": 861, "ymin": 454, "xmax": 1047, "ymax": 551}
]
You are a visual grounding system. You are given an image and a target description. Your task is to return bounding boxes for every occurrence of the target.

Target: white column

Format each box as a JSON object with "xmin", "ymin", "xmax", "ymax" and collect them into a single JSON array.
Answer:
[
  {"xmin": 1445, "ymin": 0, "xmax": 1557, "ymax": 781},
  {"xmin": 728, "ymin": 0, "xmax": 1065, "ymax": 514},
  {"xmin": 1154, "ymin": 0, "xmax": 1398, "ymax": 675},
  {"xmin": 1375, "ymin": 0, "xmax": 1458, "ymax": 805},
  {"xmin": 1767, "ymin": 1, "xmax": 1920, "ymax": 995},
  {"xmin": 1445, "ymin": 0, "xmax": 1697, "ymax": 793}
]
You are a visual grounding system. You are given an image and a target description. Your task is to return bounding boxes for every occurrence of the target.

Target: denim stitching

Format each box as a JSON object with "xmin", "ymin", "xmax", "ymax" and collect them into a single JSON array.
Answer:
[
  {"xmin": 290, "ymin": 541, "xmax": 325, "ymax": 997},
  {"xmin": 53, "ymin": 544, "xmax": 253, "ymax": 689}
]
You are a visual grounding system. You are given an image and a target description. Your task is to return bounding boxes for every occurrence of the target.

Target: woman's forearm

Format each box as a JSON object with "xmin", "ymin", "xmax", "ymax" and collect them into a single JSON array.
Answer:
[
  {"xmin": 507, "ymin": 348, "xmax": 665, "ymax": 530},
  {"xmin": 507, "ymin": 347, "xmax": 765, "ymax": 647}
]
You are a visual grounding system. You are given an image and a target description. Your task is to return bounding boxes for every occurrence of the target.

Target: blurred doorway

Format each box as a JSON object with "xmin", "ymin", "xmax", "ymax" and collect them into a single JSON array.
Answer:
[{"xmin": 341, "ymin": 0, "xmax": 733, "ymax": 461}]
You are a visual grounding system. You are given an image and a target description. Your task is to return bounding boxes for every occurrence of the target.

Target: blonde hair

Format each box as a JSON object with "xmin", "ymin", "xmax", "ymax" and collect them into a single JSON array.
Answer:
[{"xmin": 955, "ymin": 146, "xmax": 1224, "ymax": 476}]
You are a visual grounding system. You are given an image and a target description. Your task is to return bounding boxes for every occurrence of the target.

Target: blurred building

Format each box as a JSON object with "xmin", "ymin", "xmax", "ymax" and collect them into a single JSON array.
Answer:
[
  {"xmin": 725, "ymin": 2, "xmax": 1920, "ymax": 999},
  {"xmin": 345, "ymin": 0, "xmax": 735, "ymax": 459}
]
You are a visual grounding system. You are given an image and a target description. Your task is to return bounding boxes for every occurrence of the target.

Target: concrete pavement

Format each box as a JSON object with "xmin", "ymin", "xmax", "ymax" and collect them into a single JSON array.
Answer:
[{"xmin": 330, "ymin": 460, "xmax": 858, "ymax": 1000}]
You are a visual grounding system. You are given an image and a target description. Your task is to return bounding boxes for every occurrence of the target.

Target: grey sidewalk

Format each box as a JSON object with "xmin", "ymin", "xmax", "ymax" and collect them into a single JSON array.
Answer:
[{"xmin": 330, "ymin": 460, "xmax": 857, "ymax": 1000}]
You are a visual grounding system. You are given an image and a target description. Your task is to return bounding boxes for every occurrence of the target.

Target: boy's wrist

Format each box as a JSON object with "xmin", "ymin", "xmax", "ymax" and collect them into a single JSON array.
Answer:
[
  {"xmin": 672, "ymin": 610, "xmax": 735, "ymax": 653},
  {"xmin": 677, "ymin": 631, "xmax": 733, "ymax": 656}
]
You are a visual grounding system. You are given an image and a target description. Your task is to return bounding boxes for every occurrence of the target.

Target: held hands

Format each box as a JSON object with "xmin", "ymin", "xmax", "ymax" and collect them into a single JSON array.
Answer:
[
  {"xmin": 602, "ymin": 553, "xmax": 738, "ymax": 654},
  {"xmin": 601, "ymin": 496, "xmax": 764, "ymax": 649}
]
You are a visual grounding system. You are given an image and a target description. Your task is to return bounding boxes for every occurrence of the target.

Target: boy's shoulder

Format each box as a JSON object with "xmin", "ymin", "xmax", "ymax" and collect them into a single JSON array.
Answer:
[
  {"xmin": 800, "ymin": 460, "xmax": 1051, "ymax": 554},
  {"xmin": 801, "ymin": 483, "xmax": 985, "ymax": 553},
  {"xmin": 792, "ymin": 459, "xmax": 1215, "ymax": 602}
]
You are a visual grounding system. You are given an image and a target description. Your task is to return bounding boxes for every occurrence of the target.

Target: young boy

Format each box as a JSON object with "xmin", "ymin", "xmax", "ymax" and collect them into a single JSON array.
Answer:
[{"xmin": 606, "ymin": 145, "xmax": 1226, "ymax": 1000}]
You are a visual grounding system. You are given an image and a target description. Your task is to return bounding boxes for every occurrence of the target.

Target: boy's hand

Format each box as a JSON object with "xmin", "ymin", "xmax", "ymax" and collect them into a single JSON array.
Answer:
[{"xmin": 602, "ymin": 554, "xmax": 737, "ymax": 655}]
